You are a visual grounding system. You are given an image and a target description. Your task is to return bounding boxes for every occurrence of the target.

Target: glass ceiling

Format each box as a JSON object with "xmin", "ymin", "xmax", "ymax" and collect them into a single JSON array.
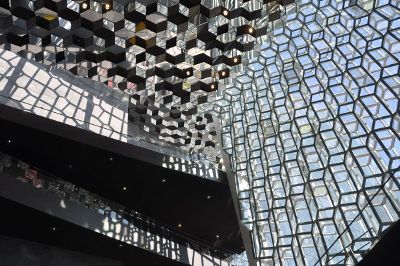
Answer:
[{"xmin": 0, "ymin": 0, "xmax": 400, "ymax": 265}]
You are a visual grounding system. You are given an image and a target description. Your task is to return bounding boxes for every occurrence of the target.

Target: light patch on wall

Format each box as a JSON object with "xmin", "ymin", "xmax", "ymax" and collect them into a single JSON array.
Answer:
[{"xmin": 59, "ymin": 199, "xmax": 66, "ymax": 209}]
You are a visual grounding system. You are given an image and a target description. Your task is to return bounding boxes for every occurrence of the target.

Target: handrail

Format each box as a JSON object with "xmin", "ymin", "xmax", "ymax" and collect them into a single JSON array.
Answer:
[{"xmin": 0, "ymin": 151, "xmax": 237, "ymax": 259}]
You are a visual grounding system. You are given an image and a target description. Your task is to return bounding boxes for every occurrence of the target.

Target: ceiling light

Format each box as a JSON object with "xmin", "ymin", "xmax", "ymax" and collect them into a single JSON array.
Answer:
[
  {"xmin": 248, "ymin": 27, "xmax": 254, "ymax": 34},
  {"xmin": 109, "ymin": 157, "xmax": 114, "ymax": 161},
  {"xmin": 221, "ymin": 71, "xmax": 226, "ymax": 76},
  {"xmin": 161, "ymin": 178, "xmax": 166, "ymax": 183},
  {"xmin": 178, "ymin": 224, "xmax": 182, "ymax": 228},
  {"xmin": 222, "ymin": 10, "xmax": 229, "ymax": 16},
  {"xmin": 123, "ymin": 186, "xmax": 127, "ymax": 191},
  {"xmin": 7, "ymin": 139, "xmax": 11, "ymax": 143},
  {"xmin": 105, "ymin": 3, "xmax": 111, "ymax": 10},
  {"xmin": 216, "ymin": 234, "xmax": 220, "ymax": 238},
  {"xmin": 51, "ymin": 227, "xmax": 57, "ymax": 231},
  {"xmin": 186, "ymin": 70, "xmax": 191, "ymax": 76},
  {"xmin": 82, "ymin": 3, "xmax": 88, "ymax": 9},
  {"xmin": 233, "ymin": 57, "xmax": 238, "ymax": 63},
  {"xmin": 206, "ymin": 195, "xmax": 212, "ymax": 199},
  {"xmin": 210, "ymin": 84, "xmax": 215, "ymax": 89}
]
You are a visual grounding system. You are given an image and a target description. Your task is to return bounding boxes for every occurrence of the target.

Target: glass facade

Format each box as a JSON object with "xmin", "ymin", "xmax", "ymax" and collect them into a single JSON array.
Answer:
[
  {"xmin": 215, "ymin": 0, "xmax": 400, "ymax": 264},
  {"xmin": 1, "ymin": 0, "xmax": 400, "ymax": 264}
]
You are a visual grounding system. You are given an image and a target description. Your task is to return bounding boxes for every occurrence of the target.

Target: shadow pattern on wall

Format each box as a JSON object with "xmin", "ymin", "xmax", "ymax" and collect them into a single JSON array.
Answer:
[
  {"xmin": 0, "ymin": 48, "xmax": 223, "ymax": 181},
  {"xmin": 0, "ymin": 151, "xmax": 237, "ymax": 266}
]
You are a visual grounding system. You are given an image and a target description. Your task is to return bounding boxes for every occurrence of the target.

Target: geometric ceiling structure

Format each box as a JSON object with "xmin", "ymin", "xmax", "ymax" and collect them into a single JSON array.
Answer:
[
  {"xmin": 215, "ymin": 0, "xmax": 400, "ymax": 264},
  {"xmin": 1, "ymin": 0, "xmax": 400, "ymax": 265},
  {"xmin": 0, "ymin": 0, "xmax": 294, "ymax": 167}
]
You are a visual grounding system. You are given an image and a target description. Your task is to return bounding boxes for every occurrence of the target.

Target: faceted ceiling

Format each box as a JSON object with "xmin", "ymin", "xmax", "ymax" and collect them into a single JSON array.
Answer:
[
  {"xmin": 1, "ymin": 0, "xmax": 400, "ymax": 265},
  {"xmin": 0, "ymin": 0, "xmax": 294, "ymax": 167}
]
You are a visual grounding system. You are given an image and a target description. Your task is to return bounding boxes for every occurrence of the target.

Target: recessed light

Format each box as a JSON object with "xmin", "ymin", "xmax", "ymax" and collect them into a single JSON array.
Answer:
[
  {"xmin": 51, "ymin": 227, "xmax": 57, "ymax": 231},
  {"xmin": 222, "ymin": 10, "xmax": 229, "ymax": 16},
  {"xmin": 206, "ymin": 195, "xmax": 212, "ymax": 199},
  {"xmin": 221, "ymin": 71, "xmax": 226, "ymax": 76},
  {"xmin": 248, "ymin": 27, "xmax": 254, "ymax": 34},
  {"xmin": 122, "ymin": 186, "xmax": 127, "ymax": 191},
  {"xmin": 216, "ymin": 234, "xmax": 220, "ymax": 238},
  {"xmin": 178, "ymin": 224, "xmax": 182, "ymax": 228},
  {"xmin": 211, "ymin": 84, "xmax": 215, "ymax": 89},
  {"xmin": 109, "ymin": 157, "xmax": 114, "ymax": 161},
  {"xmin": 161, "ymin": 178, "xmax": 166, "ymax": 183},
  {"xmin": 82, "ymin": 3, "xmax": 88, "ymax": 9},
  {"xmin": 119, "ymin": 244, "xmax": 123, "ymax": 247},
  {"xmin": 233, "ymin": 57, "xmax": 239, "ymax": 63},
  {"xmin": 68, "ymin": 164, "xmax": 72, "ymax": 169},
  {"xmin": 7, "ymin": 139, "xmax": 11, "ymax": 143},
  {"xmin": 186, "ymin": 70, "xmax": 191, "ymax": 76},
  {"xmin": 105, "ymin": 3, "xmax": 111, "ymax": 10}
]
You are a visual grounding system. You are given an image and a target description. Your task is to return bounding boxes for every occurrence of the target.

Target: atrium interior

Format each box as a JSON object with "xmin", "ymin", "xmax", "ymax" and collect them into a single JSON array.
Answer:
[{"xmin": 0, "ymin": 0, "xmax": 399, "ymax": 265}]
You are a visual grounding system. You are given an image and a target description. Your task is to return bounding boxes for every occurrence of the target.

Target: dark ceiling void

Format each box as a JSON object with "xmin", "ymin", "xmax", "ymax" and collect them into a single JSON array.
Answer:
[
  {"xmin": 357, "ymin": 220, "xmax": 400, "ymax": 266},
  {"xmin": 0, "ymin": 111, "xmax": 244, "ymax": 255},
  {"xmin": 0, "ymin": 196, "xmax": 186, "ymax": 266}
]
